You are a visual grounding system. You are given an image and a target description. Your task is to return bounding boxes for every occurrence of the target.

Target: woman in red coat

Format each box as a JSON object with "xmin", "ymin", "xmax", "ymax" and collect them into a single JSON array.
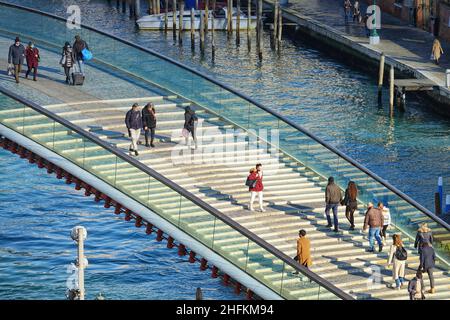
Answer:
[
  {"xmin": 25, "ymin": 41, "xmax": 39, "ymax": 81},
  {"xmin": 248, "ymin": 163, "xmax": 265, "ymax": 212}
]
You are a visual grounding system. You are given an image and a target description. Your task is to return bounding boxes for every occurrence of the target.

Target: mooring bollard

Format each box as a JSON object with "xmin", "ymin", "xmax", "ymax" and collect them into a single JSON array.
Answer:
[
  {"xmin": 196, "ymin": 287, "xmax": 203, "ymax": 300},
  {"xmin": 205, "ymin": 0, "xmax": 209, "ymax": 35},
  {"xmin": 389, "ymin": 66, "xmax": 394, "ymax": 114},
  {"xmin": 277, "ymin": 2, "xmax": 282, "ymax": 52},
  {"xmin": 172, "ymin": 0, "xmax": 177, "ymax": 40},
  {"xmin": 227, "ymin": 0, "xmax": 233, "ymax": 35},
  {"xmin": 200, "ymin": 10, "xmax": 205, "ymax": 54},
  {"xmin": 70, "ymin": 226, "xmax": 88, "ymax": 300},
  {"xmin": 273, "ymin": 0, "xmax": 278, "ymax": 50},
  {"xmin": 178, "ymin": 0, "xmax": 184, "ymax": 45},
  {"xmin": 190, "ymin": 7, "xmax": 195, "ymax": 48},
  {"xmin": 236, "ymin": 0, "xmax": 241, "ymax": 46},
  {"xmin": 438, "ymin": 177, "xmax": 443, "ymax": 210},
  {"xmin": 378, "ymin": 52, "xmax": 385, "ymax": 100},
  {"xmin": 134, "ymin": 0, "xmax": 141, "ymax": 18},
  {"xmin": 435, "ymin": 192, "xmax": 442, "ymax": 215},
  {"xmin": 164, "ymin": 0, "xmax": 169, "ymax": 33},
  {"xmin": 211, "ymin": 4, "xmax": 216, "ymax": 60},
  {"xmin": 257, "ymin": 0, "xmax": 263, "ymax": 60},
  {"xmin": 247, "ymin": 0, "xmax": 251, "ymax": 51}
]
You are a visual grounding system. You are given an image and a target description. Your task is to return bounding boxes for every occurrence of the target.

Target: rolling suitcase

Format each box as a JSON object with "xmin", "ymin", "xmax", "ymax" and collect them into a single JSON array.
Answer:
[{"xmin": 71, "ymin": 63, "xmax": 84, "ymax": 86}]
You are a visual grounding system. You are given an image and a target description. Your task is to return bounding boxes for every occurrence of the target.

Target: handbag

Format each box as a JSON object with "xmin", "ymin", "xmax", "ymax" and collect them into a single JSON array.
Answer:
[
  {"xmin": 60, "ymin": 54, "xmax": 67, "ymax": 66},
  {"xmin": 245, "ymin": 177, "xmax": 257, "ymax": 188},
  {"xmin": 7, "ymin": 63, "xmax": 13, "ymax": 76},
  {"xmin": 81, "ymin": 48, "xmax": 93, "ymax": 61}
]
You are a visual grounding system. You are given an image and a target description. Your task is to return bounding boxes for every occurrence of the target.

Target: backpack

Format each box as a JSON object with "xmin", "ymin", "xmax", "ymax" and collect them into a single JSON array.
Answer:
[
  {"xmin": 245, "ymin": 176, "xmax": 257, "ymax": 188},
  {"xmin": 395, "ymin": 246, "xmax": 408, "ymax": 261}
]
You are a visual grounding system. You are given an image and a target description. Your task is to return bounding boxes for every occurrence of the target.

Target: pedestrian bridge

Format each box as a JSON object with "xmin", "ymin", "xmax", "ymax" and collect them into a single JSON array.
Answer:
[{"xmin": 0, "ymin": 2, "xmax": 449, "ymax": 300}]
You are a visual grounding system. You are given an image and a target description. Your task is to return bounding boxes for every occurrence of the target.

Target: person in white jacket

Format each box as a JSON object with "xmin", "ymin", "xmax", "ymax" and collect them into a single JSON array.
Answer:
[
  {"xmin": 387, "ymin": 234, "xmax": 407, "ymax": 290},
  {"xmin": 380, "ymin": 205, "xmax": 391, "ymax": 244}
]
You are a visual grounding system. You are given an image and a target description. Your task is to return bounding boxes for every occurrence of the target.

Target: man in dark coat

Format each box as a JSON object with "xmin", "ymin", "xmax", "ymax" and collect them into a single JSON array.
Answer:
[
  {"xmin": 184, "ymin": 106, "xmax": 198, "ymax": 149},
  {"xmin": 419, "ymin": 242, "xmax": 436, "ymax": 294},
  {"xmin": 8, "ymin": 36, "xmax": 25, "ymax": 83},
  {"xmin": 324, "ymin": 176, "xmax": 343, "ymax": 232},
  {"xmin": 125, "ymin": 103, "xmax": 143, "ymax": 156},
  {"xmin": 142, "ymin": 102, "xmax": 157, "ymax": 148},
  {"xmin": 72, "ymin": 35, "xmax": 89, "ymax": 76}
]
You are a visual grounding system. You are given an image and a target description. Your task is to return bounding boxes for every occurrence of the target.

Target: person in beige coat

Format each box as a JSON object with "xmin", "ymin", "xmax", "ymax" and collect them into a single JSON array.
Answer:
[
  {"xmin": 296, "ymin": 229, "xmax": 312, "ymax": 268},
  {"xmin": 387, "ymin": 234, "xmax": 407, "ymax": 290},
  {"xmin": 431, "ymin": 38, "xmax": 444, "ymax": 65}
]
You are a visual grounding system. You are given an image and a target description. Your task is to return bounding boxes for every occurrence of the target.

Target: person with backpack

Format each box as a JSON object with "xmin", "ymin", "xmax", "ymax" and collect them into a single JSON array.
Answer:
[
  {"xmin": 247, "ymin": 164, "xmax": 265, "ymax": 212},
  {"xmin": 25, "ymin": 41, "xmax": 40, "ymax": 81},
  {"xmin": 414, "ymin": 223, "xmax": 433, "ymax": 254},
  {"xmin": 183, "ymin": 106, "xmax": 198, "ymax": 149},
  {"xmin": 72, "ymin": 35, "xmax": 89, "ymax": 76},
  {"xmin": 408, "ymin": 271, "xmax": 426, "ymax": 300},
  {"xmin": 343, "ymin": 181, "xmax": 358, "ymax": 230},
  {"xmin": 325, "ymin": 176, "xmax": 343, "ymax": 232},
  {"xmin": 296, "ymin": 229, "xmax": 312, "ymax": 269},
  {"xmin": 142, "ymin": 102, "xmax": 157, "ymax": 148},
  {"xmin": 419, "ymin": 242, "xmax": 436, "ymax": 294},
  {"xmin": 387, "ymin": 234, "xmax": 407, "ymax": 290},
  {"xmin": 60, "ymin": 42, "xmax": 74, "ymax": 84},
  {"xmin": 125, "ymin": 103, "xmax": 143, "ymax": 156}
]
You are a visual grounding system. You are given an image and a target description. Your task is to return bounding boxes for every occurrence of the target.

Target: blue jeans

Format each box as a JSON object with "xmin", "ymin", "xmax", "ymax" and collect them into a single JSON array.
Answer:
[
  {"xmin": 368, "ymin": 227, "xmax": 383, "ymax": 250},
  {"xmin": 325, "ymin": 203, "xmax": 339, "ymax": 229},
  {"xmin": 395, "ymin": 277, "xmax": 405, "ymax": 288}
]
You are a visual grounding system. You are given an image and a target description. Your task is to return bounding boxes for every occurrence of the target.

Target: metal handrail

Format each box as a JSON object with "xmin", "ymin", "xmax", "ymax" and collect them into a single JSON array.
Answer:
[
  {"xmin": 1, "ymin": 1, "xmax": 446, "ymax": 233},
  {"xmin": 0, "ymin": 86, "xmax": 353, "ymax": 300}
]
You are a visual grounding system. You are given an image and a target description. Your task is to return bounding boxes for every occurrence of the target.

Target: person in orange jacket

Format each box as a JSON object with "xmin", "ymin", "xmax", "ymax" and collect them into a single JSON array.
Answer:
[{"xmin": 296, "ymin": 229, "xmax": 312, "ymax": 269}]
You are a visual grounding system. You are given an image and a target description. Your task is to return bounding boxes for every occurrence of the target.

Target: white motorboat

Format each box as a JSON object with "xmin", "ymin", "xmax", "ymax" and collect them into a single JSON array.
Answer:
[{"xmin": 136, "ymin": 7, "xmax": 258, "ymax": 30}]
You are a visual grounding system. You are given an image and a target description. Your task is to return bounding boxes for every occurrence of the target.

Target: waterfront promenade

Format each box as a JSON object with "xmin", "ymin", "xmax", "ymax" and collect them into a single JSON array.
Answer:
[{"xmin": 275, "ymin": 0, "xmax": 450, "ymax": 113}]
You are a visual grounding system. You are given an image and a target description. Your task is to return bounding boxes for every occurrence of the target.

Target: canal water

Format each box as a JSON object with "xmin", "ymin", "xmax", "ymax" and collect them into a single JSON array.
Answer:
[{"xmin": 1, "ymin": 0, "xmax": 449, "ymax": 299}]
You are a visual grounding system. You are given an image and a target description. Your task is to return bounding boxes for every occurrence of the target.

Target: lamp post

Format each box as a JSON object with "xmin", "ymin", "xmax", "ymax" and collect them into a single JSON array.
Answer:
[{"xmin": 369, "ymin": 0, "xmax": 380, "ymax": 44}]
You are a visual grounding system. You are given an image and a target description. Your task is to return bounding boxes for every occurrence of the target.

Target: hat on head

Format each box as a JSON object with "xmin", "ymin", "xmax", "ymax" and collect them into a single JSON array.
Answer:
[{"xmin": 15, "ymin": 37, "xmax": 20, "ymax": 42}]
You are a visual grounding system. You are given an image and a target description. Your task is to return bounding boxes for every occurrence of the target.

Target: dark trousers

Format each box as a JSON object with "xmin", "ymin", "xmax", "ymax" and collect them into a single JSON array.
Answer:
[
  {"xmin": 345, "ymin": 206, "xmax": 355, "ymax": 228},
  {"xmin": 64, "ymin": 66, "xmax": 72, "ymax": 83},
  {"xmin": 25, "ymin": 65, "xmax": 38, "ymax": 80},
  {"xmin": 144, "ymin": 127, "xmax": 155, "ymax": 145},
  {"xmin": 380, "ymin": 225, "xmax": 388, "ymax": 238},
  {"xmin": 14, "ymin": 64, "xmax": 22, "ymax": 83},
  {"xmin": 423, "ymin": 267, "xmax": 435, "ymax": 289}
]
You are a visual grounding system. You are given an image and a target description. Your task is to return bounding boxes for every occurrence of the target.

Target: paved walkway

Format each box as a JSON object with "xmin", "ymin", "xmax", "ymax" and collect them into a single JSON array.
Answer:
[{"xmin": 280, "ymin": 0, "xmax": 450, "ymax": 88}]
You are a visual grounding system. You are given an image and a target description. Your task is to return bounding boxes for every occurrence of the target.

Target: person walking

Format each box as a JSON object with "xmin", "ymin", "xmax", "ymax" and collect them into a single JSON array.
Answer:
[
  {"xmin": 343, "ymin": 181, "xmax": 358, "ymax": 230},
  {"xmin": 142, "ymin": 102, "xmax": 157, "ymax": 148},
  {"xmin": 353, "ymin": 0, "xmax": 361, "ymax": 23},
  {"xmin": 363, "ymin": 202, "xmax": 384, "ymax": 252},
  {"xmin": 343, "ymin": 0, "xmax": 352, "ymax": 24},
  {"xmin": 408, "ymin": 271, "xmax": 426, "ymax": 300},
  {"xmin": 380, "ymin": 205, "xmax": 391, "ymax": 244},
  {"xmin": 431, "ymin": 38, "xmax": 444, "ymax": 65},
  {"xmin": 125, "ymin": 103, "xmax": 143, "ymax": 156},
  {"xmin": 414, "ymin": 223, "xmax": 433, "ymax": 254},
  {"xmin": 419, "ymin": 242, "xmax": 436, "ymax": 294},
  {"xmin": 248, "ymin": 164, "xmax": 265, "ymax": 212},
  {"xmin": 387, "ymin": 234, "xmax": 407, "ymax": 290},
  {"xmin": 8, "ymin": 37, "xmax": 25, "ymax": 84},
  {"xmin": 325, "ymin": 176, "xmax": 342, "ymax": 232},
  {"xmin": 60, "ymin": 42, "xmax": 74, "ymax": 84},
  {"xmin": 72, "ymin": 35, "xmax": 89, "ymax": 76},
  {"xmin": 296, "ymin": 229, "xmax": 312, "ymax": 269},
  {"xmin": 183, "ymin": 106, "xmax": 198, "ymax": 149},
  {"xmin": 25, "ymin": 41, "xmax": 39, "ymax": 81}
]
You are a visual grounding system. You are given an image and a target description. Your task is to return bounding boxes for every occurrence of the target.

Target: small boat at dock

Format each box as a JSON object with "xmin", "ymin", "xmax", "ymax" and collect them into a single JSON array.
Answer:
[{"xmin": 136, "ymin": 7, "xmax": 258, "ymax": 31}]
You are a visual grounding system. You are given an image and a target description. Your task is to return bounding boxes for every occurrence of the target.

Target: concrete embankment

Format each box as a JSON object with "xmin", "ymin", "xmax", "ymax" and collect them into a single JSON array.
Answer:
[{"xmin": 262, "ymin": 0, "xmax": 450, "ymax": 116}]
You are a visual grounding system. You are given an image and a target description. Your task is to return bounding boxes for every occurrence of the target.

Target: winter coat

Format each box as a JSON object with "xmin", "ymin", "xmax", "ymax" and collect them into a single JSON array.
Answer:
[
  {"xmin": 414, "ymin": 226, "xmax": 433, "ymax": 250},
  {"xmin": 419, "ymin": 246, "xmax": 436, "ymax": 270},
  {"xmin": 432, "ymin": 39, "xmax": 443, "ymax": 61},
  {"xmin": 61, "ymin": 46, "xmax": 74, "ymax": 68},
  {"xmin": 25, "ymin": 47, "xmax": 39, "ymax": 67},
  {"xmin": 8, "ymin": 43, "xmax": 25, "ymax": 65},
  {"xmin": 248, "ymin": 171, "xmax": 263, "ymax": 192},
  {"xmin": 387, "ymin": 244, "xmax": 406, "ymax": 280},
  {"xmin": 184, "ymin": 110, "xmax": 198, "ymax": 132},
  {"xmin": 125, "ymin": 109, "xmax": 143, "ymax": 130},
  {"xmin": 73, "ymin": 39, "xmax": 89, "ymax": 61},
  {"xmin": 325, "ymin": 183, "xmax": 342, "ymax": 204},
  {"xmin": 363, "ymin": 207, "xmax": 384, "ymax": 229},
  {"xmin": 142, "ymin": 107, "xmax": 157, "ymax": 129},
  {"xmin": 297, "ymin": 236, "xmax": 312, "ymax": 267},
  {"xmin": 343, "ymin": 188, "xmax": 357, "ymax": 209},
  {"xmin": 408, "ymin": 277, "xmax": 425, "ymax": 300}
]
